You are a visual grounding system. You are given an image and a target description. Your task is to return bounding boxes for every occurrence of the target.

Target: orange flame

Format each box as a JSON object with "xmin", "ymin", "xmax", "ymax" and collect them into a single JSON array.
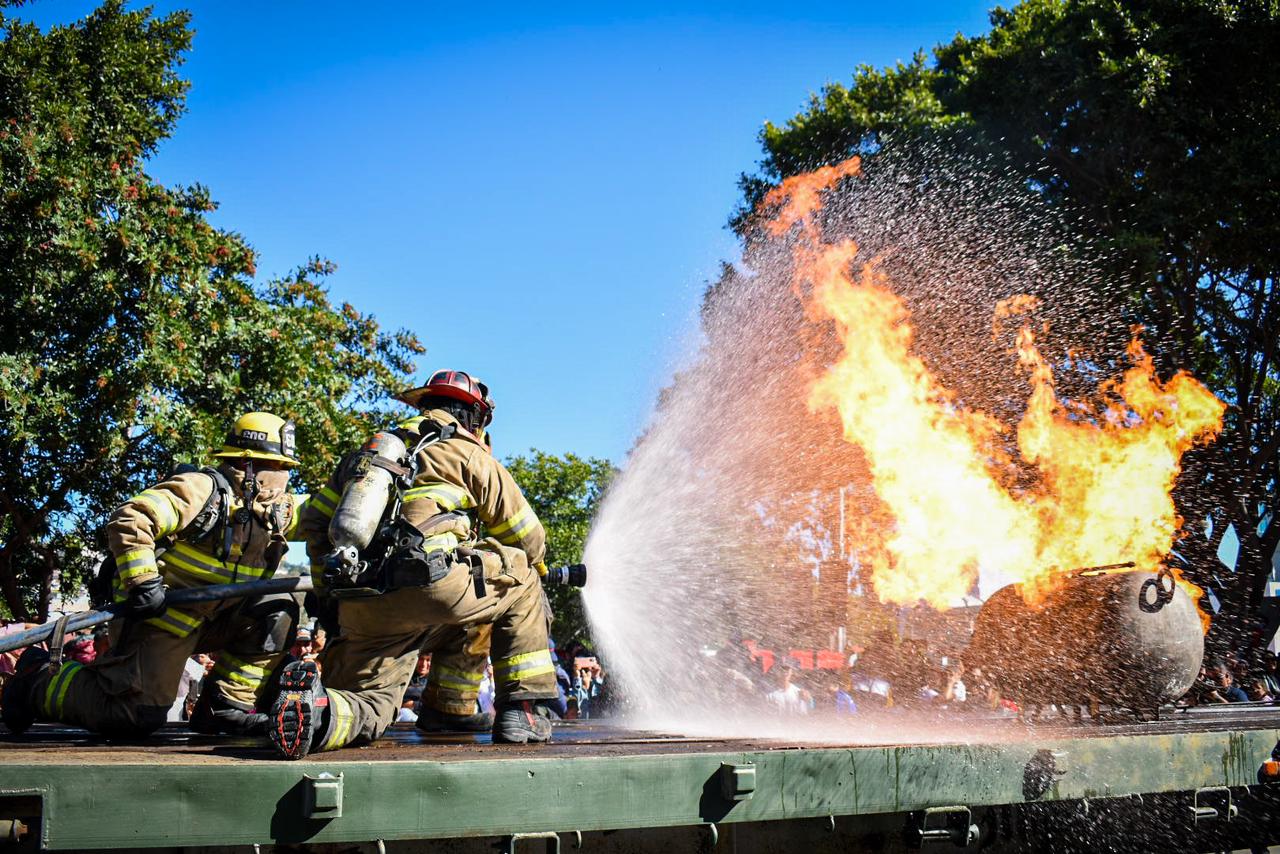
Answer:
[{"xmin": 765, "ymin": 157, "xmax": 1226, "ymax": 610}]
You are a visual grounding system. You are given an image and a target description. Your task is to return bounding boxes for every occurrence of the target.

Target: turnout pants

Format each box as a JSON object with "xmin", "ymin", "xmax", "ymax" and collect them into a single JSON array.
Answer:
[
  {"xmin": 316, "ymin": 545, "xmax": 556, "ymax": 751},
  {"xmin": 420, "ymin": 623, "xmax": 492, "ymax": 716},
  {"xmin": 32, "ymin": 593, "xmax": 297, "ymax": 736}
]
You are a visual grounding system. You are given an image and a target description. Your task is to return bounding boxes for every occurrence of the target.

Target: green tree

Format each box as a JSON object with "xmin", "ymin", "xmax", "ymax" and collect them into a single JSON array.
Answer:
[
  {"xmin": 0, "ymin": 2, "xmax": 422, "ymax": 620},
  {"xmin": 733, "ymin": 0, "xmax": 1280, "ymax": 643},
  {"xmin": 505, "ymin": 450, "xmax": 614, "ymax": 645}
]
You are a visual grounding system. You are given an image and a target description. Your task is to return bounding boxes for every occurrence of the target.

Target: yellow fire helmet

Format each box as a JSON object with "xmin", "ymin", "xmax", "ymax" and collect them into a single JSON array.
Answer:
[{"xmin": 212, "ymin": 411, "xmax": 299, "ymax": 467}]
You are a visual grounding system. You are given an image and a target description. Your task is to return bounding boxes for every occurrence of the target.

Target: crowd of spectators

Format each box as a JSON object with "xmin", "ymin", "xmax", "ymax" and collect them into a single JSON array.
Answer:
[
  {"xmin": 718, "ymin": 636, "xmax": 1280, "ymax": 719},
  {"xmin": 1183, "ymin": 652, "xmax": 1280, "ymax": 706}
]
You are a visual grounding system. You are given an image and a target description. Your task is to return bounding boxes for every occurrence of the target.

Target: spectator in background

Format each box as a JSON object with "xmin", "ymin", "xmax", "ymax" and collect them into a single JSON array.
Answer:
[
  {"xmin": 1259, "ymin": 653, "xmax": 1280, "ymax": 696},
  {"xmin": 289, "ymin": 627, "xmax": 315, "ymax": 663},
  {"xmin": 943, "ymin": 661, "xmax": 967, "ymax": 705},
  {"xmin": 398, "ymin": 682, "xmax": 423, "ymax": 723},
  {"xmin": 1202, "ymin": 660, "xmax": 1249, "ymax": 703},
  {"xmin": 1245, "ymin": 677, "xmax": 1274, "ymax": 703},
  {"xmin": 546, "ymin": 639, "xmax": 570, "ymax": 719},
  {"xmin": 64, "ymin": 632, "xmax": 96, "ymax": 666},
  {"xmin": 168, "ymin": 655, "xmax": 208, "ymax": 723},
  {"xmin": 829, "ymin": 673, "xmax": 857, "ymax": 716},
  {"xmin": 574, "ymin": 659, "xmax": 604, "ymax": 719},
  {"xmin": 92, "ymin": 628, "xmax": 110, "ymax": 659},
  {"xmin": 765, "ymin": 664, "xmax": 811, "ymax": 715},
  {"xmin": 477, "ymin": 663, "xmax": 495, "ymax": 716}
]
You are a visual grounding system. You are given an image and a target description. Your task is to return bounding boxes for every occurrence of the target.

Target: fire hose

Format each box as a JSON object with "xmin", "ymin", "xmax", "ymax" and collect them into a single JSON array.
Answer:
[
  {"xmin": 0, "ymin": 562, "xmax": 588, "ymax": 655},
  {"xmin": 0, "ymin": 575, "xmax": 316, "ymax": 655}
]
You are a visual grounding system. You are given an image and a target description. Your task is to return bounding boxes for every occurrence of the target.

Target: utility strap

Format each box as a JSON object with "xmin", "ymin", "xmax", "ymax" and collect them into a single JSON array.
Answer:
[{"xmin": 45, "ymin": 614, "xmax": 72, "ymax": 670}]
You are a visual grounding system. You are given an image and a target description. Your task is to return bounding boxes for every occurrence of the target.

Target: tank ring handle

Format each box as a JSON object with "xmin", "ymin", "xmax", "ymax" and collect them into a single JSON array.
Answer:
[{"xmin": 1138, "ymin": 566, "xmax": 1177, "ymax": 613}]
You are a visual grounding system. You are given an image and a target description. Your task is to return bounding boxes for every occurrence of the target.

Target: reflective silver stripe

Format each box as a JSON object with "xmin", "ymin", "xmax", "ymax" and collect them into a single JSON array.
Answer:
[
  {"xmin": 310, "ymin": 486, "xmax": 340, "ymax": 519},
  {"xmin": 431, "ymin": 665, "xmax": 485, "ymax": 692}
]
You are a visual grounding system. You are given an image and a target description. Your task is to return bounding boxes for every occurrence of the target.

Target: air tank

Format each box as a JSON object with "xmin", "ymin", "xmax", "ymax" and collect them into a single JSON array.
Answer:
[
  {"xmin": 328, "ymin": 431, "xmax": 407, "ymax": 553},
  {"xmin": 966, "ymin": 569, "xmax": 1204, "ymax": 712}
]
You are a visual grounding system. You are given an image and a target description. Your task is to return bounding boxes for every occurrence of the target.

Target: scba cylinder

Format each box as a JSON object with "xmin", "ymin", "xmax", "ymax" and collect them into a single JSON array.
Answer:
[
  {"xmin": 328, "ymin": 431, "xmax": 407, "ymax": 552},
  {"xmin": 966, "ymin": 569, "xmax": 1205, "ymax": 712}
]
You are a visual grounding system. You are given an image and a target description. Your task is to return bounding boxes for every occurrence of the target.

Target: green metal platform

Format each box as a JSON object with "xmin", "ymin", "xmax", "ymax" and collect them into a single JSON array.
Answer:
[{"xmin": 2, "ymin": 708, "xmax": 1279, "ymax": 851}]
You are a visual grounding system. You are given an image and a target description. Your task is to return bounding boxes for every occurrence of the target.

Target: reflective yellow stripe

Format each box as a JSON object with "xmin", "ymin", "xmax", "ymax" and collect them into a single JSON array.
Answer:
[
  {"xmin": 213, "ymin": 652, "xmax": 268, "ymax": 688},
  {"xmin": 164, "ymin": 541, "xmax": 268, "ymax": 584},
  {"xmin": 403, "ymin": 482, "xmax": 474, "ymax": 511},
  {"xmin": 493, "ymin": 648, "xmax": 555, "ymax": 681},
  {"xmin": 116, "ymin": 548, "xmax": 158, "ymax": 582},
  {"xmin": 422, "ymin": 533, "xmax": 460, "ymax": 552},
  {"xmin": 495, "ymin": 510, "xmax": 539, "ymax": 545},
  {"xmin": 431, "ymin": 664, "xmax": 485, "ymax": 692},
  {"xmin": 111, "ymin": 585, "xmax": 203, "ymax": 636},
  {"xmin": 310, "ymin": 486, "xmax": 340, "ymax": 520},
  {"xmin": 488, "ymin": 504, "xmax": 536, "ymax": 541},
  {"xmin": 147, "ymin": 606, "xmax": 203, "ymax": 637},
  {"xmin": 322, "ymin": 690, "xmax": 356, "ymax": 750},
  {"xmin": 397, "ymin": 416, "xmax": 428, "ymax": 432},
  {"xmin": 134, "ymin": 489, "xmax": 180, "ymax": 536},
  {"xmin": 43, "ymin": 662, "xmax": 84, "ymax": 718}
]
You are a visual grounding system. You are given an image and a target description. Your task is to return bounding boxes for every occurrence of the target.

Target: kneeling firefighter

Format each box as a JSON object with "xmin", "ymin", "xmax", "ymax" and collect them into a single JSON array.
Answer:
[
  {"xmin": 274, "ymin": 369, "xmax": 558, "ymax": 759},
  {"xmin": 1, "ymin": 413, "xmax": 309, "ymax": 738}
]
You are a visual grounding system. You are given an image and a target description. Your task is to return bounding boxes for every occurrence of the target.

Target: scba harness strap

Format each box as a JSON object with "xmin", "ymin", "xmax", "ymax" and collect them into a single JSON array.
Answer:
[{"xmin": 325, "ymin": 418, "xmax": 460, "ymax": 596}]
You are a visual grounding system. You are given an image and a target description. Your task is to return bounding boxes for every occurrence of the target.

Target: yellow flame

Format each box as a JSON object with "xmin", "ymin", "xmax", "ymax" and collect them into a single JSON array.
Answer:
[{"xmin": 766, "ymin": 157, "xmax": 1226, "ymax": 610}]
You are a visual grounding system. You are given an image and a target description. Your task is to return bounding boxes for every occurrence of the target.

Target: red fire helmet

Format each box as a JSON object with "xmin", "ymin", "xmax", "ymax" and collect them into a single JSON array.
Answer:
[{"xmin": 397, "ymin": 370, "xmax": 494, "ymax": 423}]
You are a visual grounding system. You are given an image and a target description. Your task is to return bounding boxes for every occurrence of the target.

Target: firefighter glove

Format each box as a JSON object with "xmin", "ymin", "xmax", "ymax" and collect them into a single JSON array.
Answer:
[{"xmin": 123, "ymin": 574, "xmax": 167, "ymax": 620}]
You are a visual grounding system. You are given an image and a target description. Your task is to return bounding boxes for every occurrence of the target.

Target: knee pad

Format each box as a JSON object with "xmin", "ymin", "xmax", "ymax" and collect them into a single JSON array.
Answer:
[{"xmin": 241, "ymin": 592, "xmax": 301, "ymax": 654}]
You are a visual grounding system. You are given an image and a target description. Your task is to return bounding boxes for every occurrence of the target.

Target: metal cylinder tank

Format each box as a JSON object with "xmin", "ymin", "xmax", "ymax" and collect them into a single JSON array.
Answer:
[
  {"xmin": 966, "ymin": 569, "xmax": 1205, "ymax": 712},
  {"xmin": 328, "ymin": 431, "xmax": 406, "ymax": 552}
]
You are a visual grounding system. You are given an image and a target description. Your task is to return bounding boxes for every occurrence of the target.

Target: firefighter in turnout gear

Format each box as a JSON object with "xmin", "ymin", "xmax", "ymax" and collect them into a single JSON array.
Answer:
[
  {"xmin": 1, "ymin": 413, "xmax": 309, "ymax": 738},
  {"xmin": 273, "ymin": 370, "xmax": 558, "ymax": 758}
]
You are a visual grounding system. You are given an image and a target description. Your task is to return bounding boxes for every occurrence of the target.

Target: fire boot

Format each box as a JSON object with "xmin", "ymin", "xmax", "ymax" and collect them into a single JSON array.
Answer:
[
  {"xmin": 189, "ymin": 691, "xmax": 268, "ymax": 737},
  {"xmin": 492, "ymin": 700, "xmax": 552, "ymax": 744},
  {"xmin": 415, "ymin": 706, "xmax": 495, "ymax": 734},
  {"xmin": 268, "ymin": 660, "xmax": 329, "ymax": 760},
  {"xmin": 0, "ymin": 647, "xmax": 50, "ymax": 734}
]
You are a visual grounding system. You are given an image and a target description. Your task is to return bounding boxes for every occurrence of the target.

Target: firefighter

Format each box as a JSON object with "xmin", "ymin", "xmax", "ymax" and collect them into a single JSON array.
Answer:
[
  {"xmin": 415, "ymin": 399, "xmax": 553, "ymax": 735},
  {"xmin": 273, "ymin": 369, "xmax": 558, "ymax": 759},
  {"xmin": 1, "ymin": 413, "xmax": 308, "ymax": 738}
]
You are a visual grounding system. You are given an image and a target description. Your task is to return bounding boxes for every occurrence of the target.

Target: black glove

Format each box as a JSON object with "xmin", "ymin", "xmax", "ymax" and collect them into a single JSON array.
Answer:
[{"xmin": 123, "ymin": 575, "xmax": 167, "ymax": 619}]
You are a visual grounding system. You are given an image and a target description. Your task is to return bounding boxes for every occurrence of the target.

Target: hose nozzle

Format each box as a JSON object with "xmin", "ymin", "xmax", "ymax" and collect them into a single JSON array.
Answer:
[{"xmin": 544, "ymin": 563, "xmax": 587, "ymax": 588}]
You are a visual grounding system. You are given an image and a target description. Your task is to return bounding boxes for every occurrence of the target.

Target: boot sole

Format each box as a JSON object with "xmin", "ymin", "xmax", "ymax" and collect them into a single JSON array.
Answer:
[{"xmin": 269, "ymin": 662, "xmax": 321, "ymax": 760}]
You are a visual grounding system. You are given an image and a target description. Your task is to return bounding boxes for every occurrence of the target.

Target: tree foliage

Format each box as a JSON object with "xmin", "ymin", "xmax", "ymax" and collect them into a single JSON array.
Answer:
[
  {"xmin": 734, "ymin": 0, "xmax": 1280, "ymax": 641},
  {"xmin": 505, "ymin": 450, "xmax": 614, "ymax": 645},
  {"xmin": 0, "ymin": 2, "xmax": 423, "ymax": 620}
]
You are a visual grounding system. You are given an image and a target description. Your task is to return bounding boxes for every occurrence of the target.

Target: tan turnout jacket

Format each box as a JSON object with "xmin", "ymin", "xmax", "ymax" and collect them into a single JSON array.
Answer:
[
  {"xmin": 301, "ymin": 408, "xmax": 546, "ymax": 582},
  {"xmin": 107, "ymin": 465, "xmax": 306, "ymax": 637}
]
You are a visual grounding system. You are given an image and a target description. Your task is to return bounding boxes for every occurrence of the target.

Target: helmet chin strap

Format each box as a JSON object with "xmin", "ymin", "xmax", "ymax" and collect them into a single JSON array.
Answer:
[{"xmin": 236, "ymin": 461, "xmax": 258, "ymax": 526}]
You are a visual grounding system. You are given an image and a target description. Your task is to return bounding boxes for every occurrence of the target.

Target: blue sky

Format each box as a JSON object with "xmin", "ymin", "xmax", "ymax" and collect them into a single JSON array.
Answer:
[{"xmin": 20, "ymin": 1, "xmax": 994, "ymax": 463}]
